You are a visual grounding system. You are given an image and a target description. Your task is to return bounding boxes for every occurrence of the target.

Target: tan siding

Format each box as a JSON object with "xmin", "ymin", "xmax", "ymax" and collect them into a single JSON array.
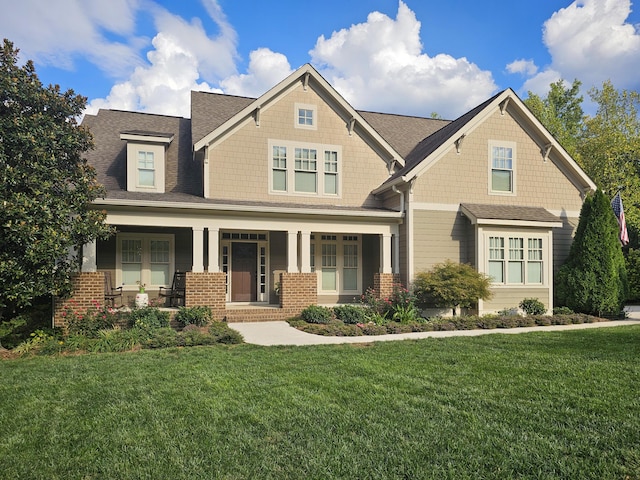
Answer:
[
  {"xmin": 411, "ymin": 109, "xmax": 585, "ymax": 213},
  {"xmin": 412, "ymin": 209, "xmax": 472, "ymax": 273},
  {"xmin": 554, "ymin": 217, "xmax": 579, "ymax": 273},
  {"xmin": 207, "ymin": 83, "xmax": 389, "ymax": 207},
  {"xmin": 484, "ymin": 287, "xmax": 549, "ymax": 312}
]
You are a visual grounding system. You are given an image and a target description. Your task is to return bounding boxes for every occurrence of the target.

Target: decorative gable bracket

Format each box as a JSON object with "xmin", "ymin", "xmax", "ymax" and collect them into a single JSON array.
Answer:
[
  {"xmin": 254, "ymin": 105, "xmax": 261, "ymax": 126},
  {"xmin": 543, "ymin": 143, "xmax": 553, "ymax": 163},
  {"xmin": 455, "ymin": 134, "xmax": 466, "ymax": 154},
  {"xmin": 347, "ymin": 117, "xmax": 356, "ymax": 136},
  {"xmin": 499, "ymin": 97, "xmax": 510, "ymax": 115}
]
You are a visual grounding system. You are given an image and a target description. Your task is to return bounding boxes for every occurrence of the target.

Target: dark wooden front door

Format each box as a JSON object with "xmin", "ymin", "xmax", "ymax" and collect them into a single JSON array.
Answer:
[{"xmin": 231, "ymin": 243, "xmax": 257, "ymax": 302}]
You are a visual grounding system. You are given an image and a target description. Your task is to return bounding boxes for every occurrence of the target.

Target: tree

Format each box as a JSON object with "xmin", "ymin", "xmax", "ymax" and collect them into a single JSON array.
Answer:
[
  {"xmin": 0, "ymin": 39, "xmax": 113, "ymax": 321},
  {"xmin": 555, "ymin": 190, "xmax": 627, "ymax": 316},
  {"xmin": 413, "ymin": 260, "xmax": 492, "ymax": 315},
  {"xmin": 578, "ymin": 81, "xmax": 640, "ymax": 240},
  {"xmin": 524, "ymin": 79, "xmax": 584, "ymax": 160}
]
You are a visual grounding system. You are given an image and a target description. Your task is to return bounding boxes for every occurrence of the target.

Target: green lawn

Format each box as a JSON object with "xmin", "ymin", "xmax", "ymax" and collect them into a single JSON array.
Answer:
[{"xmin": 1, "ymin": 326, "xmax": 639, "ymax": 479}]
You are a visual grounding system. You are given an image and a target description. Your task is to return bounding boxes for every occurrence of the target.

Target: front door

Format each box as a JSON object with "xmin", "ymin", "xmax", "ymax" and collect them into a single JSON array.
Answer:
[{"xmin": 231, "ymin": 242, "xmax": 257, "ymax": 302}]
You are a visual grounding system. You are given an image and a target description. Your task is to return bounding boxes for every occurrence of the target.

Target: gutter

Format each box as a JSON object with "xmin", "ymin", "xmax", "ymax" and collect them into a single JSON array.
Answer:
[{"xmin": 392, "ymin": 185, "xmax": 405, "ymax": 214}]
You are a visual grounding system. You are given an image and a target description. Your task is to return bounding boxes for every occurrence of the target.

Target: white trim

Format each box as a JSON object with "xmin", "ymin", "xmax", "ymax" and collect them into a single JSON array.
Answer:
[
  {"xmin": 120, "ymin": 133, "xmax": 173, "ymax": 144},
  {"xmin": 294, "ymin": 103, "xmax": 317, "ymax": 130},
  {"xmin": 488, "ymin": 140, "xmax": 516, "ymax": 196},
  {"xmin": 96, "ymin": 198, "xmax": 401, "ymax": 219},
  {"xmin": 411, "ymin": 202, "xmax": 460, "ymax": 212}
]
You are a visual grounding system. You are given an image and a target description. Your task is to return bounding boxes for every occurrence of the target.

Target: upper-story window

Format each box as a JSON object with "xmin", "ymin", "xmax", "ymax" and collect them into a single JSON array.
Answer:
[
  {"xmin": 295, "ymin": 103, "xmax": 317, "ymax": 130},
  {"xmin": 489, "ymin": 141, "xmax": 516, "ymax": 195},
  {"xmin": 269, "ymin": 140, "xmax": 341, "ymax": 197},
  {"xmin": 120, "ymin": 131, "xmax": 174, "ymax": 193}
]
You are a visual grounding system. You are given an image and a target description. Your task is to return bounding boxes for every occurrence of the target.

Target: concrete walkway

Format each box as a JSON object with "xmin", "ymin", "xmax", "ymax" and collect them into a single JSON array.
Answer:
[{"xmin": 228, "ymin": 318, "xmax": 640, "ymax": 346}]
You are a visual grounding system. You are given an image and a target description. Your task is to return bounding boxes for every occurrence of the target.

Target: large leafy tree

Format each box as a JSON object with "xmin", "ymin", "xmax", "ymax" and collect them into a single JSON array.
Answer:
[
  {"xmin": 0, "ymin": 39, "xmax": 113, "ymax": 321},
  {"xmin": 555, "ymin": 190, "xmax": 627, "ymax": 316},
  {"xmin": 524, "ymin": 79, "xmax": 584, "ymax": 161},
  {"xmin": 578, "ymin": 81, "xmax": 640, "ymax": 238}
]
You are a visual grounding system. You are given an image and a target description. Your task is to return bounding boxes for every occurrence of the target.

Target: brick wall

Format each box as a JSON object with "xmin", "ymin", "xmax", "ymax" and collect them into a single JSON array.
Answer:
[
  {"xmin": 373, "ymin": 273, "xmax": 400, "ymax": 300},
  {"xmin": 279, "ymin": 272, "xmax": 317, "ymax": 311},
  {"xmin": 185, "ymin": 271, "xmax": 227, "ymax": 320},
  {"xmin": 53, "ymin": 272, "xmax": 105, "ymax": 328}
]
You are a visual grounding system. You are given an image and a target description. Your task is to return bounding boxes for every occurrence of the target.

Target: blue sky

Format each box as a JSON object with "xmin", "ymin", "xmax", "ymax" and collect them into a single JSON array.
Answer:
[{"xmin": 1, "ymin": 0, "xmax": 639, "ymax": 119}]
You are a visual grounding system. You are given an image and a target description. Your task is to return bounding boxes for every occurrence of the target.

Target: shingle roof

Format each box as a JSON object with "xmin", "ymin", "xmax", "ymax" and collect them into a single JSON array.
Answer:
[
  {"xmin": 461, "ymin": 203, "xmax": 561, "ymax": 223},
  {"xmin": 82, "ymin": 109, "xmax": 199, "ymax": 196},
  {"xmin": 190, "ymin": 91, "xmax": 254, "ymax": 145}
]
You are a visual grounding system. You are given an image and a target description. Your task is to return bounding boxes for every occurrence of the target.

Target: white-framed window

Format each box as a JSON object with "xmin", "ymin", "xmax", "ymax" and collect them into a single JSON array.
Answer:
[
  {"xmin": 489, "ymin": 141, "xmax": 516, "ymax": 194},
  {"xmin": 137, "ymin": 151, "xmax": 155, "ymax": 187},
  {"xmin": 116, "ymin": 233, "xmax": 174, "ymax": 289},
  {"xmin": 294, "ymin": 103, "xmax": 317, "ymax": 130},
  {"xmin": 121, "ymin": 132, "xmax": 172, "ymax": 194},
  {"xmin": 294, "ymin": 147, "xmax": 317, "ymax": 193},
  {"xmin": 269, "ymin": 140, "xmax": 341, "ymax": 197},
  {"xmin": 312, "ymin": 234, "xmax": 361, "ymax": 294},
  {"xmin": 487, "ymin": 234, "xmax": 544, "ymax": 285}
]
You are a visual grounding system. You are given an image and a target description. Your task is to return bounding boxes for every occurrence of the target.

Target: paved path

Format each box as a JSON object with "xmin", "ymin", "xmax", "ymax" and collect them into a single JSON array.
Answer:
[{"xmin": 228, "ymin": 319, "xmax": 640, "ymax": 346}]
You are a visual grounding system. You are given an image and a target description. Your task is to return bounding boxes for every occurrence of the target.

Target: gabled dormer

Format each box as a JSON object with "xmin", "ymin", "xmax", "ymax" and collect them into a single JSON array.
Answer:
[{"xmin": 120, "ymin": 130, "xmax": 174, "ymax": 193}]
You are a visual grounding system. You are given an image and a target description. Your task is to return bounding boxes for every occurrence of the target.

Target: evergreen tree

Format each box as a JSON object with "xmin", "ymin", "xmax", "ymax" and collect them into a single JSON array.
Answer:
[{"xmin": 555, "ymin": 190, "xmax": 627, "ymax": 316}]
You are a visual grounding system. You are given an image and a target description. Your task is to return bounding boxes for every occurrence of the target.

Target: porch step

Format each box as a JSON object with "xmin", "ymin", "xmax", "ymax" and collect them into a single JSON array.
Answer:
[{"xmin": 223, "ymin": 307, "xmax": 296, "ymax": 323}]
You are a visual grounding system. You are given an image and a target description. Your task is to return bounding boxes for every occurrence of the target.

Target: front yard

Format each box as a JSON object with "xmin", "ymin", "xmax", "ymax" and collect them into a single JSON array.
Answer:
[{"xmin": 1, "ymin": 326, "xmax": 639, "ymax": 479}]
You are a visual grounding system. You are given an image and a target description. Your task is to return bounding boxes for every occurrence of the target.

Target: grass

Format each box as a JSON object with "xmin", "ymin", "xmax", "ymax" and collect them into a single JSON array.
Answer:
[{"xmin": 1, "ymin": 326, "xmax": 639, "ymax": 479}]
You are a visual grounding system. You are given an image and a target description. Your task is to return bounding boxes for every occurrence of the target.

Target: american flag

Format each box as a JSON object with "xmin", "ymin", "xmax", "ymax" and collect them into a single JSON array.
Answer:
[{"xmin": 611, "ymin": 192, "xmax": 629, "ymax": 246}]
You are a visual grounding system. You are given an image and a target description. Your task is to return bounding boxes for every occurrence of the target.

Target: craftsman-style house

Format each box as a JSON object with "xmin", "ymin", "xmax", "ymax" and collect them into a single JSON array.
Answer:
[{"xmin": 53, "ymin": 64, "xmax": 595, "ymax": 325}]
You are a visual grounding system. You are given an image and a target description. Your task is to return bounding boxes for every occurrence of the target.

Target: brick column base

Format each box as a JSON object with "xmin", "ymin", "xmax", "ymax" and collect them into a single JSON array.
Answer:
[
  {"xmin": 280, "ymin": 272, "xmax": 317, "ymax": 313},
  {"xmin": 53, "ymin": 272, "xmax": 105, "ymax": 328},
  {"xmin": 185, "ymin": 271, "xmax": 227, "ymax": 320},
  {"xmin": 373, "ymin": 273, "xmax": 400, "ymax": 300}
]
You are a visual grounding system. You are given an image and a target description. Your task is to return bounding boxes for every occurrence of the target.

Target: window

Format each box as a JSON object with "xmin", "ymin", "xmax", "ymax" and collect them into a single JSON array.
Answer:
[
  {"xmin": 121, "ymin": 131, "xmax": 172, "ymax": 194},
  {"xmin": 313, "ymin": 234, "xmax": 361, "ymax": 293},
  {"xmin": 487, "ymin": 235, "xmax": 544, "ymax": 285},
  {"xmin": 294, "ymin": 148, "xmax": 317, "ymax": 193},
  {"xmin": 137, "ymin": 151, "xmax": 155, "ymax": 187},
  {"xmin": 294, "ymin": 103, "xmax": 317, "ymax": 129},
  {"xmin": 117, "ymin": 234, "xmax": 174, "ymax": 289},
  {"xmin": 490, "ymin": 142, "xmax": 515, "ymax": 194},
  {"xmin": 272, "ymin": 146, "xmax": 287, "ymax": 191},
  {"xmin": 324, "ymin": 151, "xmax": 338, "ymax": 195},
  {"xmin": 269, "ymin": 140, "xmax": 341, "ymax": 197}
]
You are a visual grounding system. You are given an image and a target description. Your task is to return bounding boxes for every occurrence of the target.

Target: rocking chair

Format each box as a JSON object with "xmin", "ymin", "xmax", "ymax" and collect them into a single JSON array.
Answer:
[
  {"xmin": 159, "ymin": 271, "xmax": 187, "ymax": 307},
  {"xmin": 103, "ymin": 271, "xmax": 123, "ymax": 308}
]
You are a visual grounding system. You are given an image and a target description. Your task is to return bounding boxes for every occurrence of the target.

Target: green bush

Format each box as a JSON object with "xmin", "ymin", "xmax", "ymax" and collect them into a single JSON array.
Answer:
[
  {"xmin": 301, "ymin": 305, "xmax": 333, "ymax": 324},
  {"xmin": 127, "ymin": 307, "xmax": 170, "ymax": 330},
  {"xmin": 333, "ymin": 305, "xmax": 367, "ymax": 324},
  {"xmin": 65, "ymin": 300, "xmax": 121, "ymax": 338},
  {"xmin": 208, "ymin": 322, "xmax": 244, "ymax": 344},
  {"xmin": 625, "ymin": 248, "xmax": 640, "ymax": 302},
  {"xmin": 174, "ymin": 306, "xmax": 212, "ymax": 328},
  {"xmin": 519, "ymin": 298, "xmax": 547, "ymax": 315},
  {"xmin": 553, "ymin": 306, "xmax": 574, "ymax": 315},
  {"xmin": 144, "ymin": 328, "xmax": 178, "ymax": 349}
]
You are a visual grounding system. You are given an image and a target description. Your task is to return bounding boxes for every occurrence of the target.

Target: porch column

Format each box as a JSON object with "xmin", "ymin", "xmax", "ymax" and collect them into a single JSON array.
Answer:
[
  {"xmin": 192, "ymin": 227, "xmax": 205, "ymax": 273},
  {"xmin": 380, "ymin": 233, "xmax": 392, "ymax": 274},
  {"xmin": 287, "ymin": 231, "xmax": 298, "ymax": 272},
  {"xmin": 300, "ymin": 230, "xmax": 311, "ymax": 273},
  {"xmin": 208, "ymin": 227, "xmax": 220, "ymax": 272},
  {"xmin": 393, "ymin": 233, "xmax": 400, "ymax": 274},
  {"xmin": 81, "ymin": 241, "xmax": 97, "ymax": 273}
]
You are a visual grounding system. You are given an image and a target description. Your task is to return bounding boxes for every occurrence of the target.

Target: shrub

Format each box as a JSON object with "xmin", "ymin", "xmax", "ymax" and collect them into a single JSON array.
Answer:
[
  {"xmin": 301, "ymin": 305, "xmax": 333, "ymax": 324},
  {"xmin": 553, "ymin": 306, "xmax": 574, "ymax": 315},
  {"xmin": 519, "ymin": 298, "xmax": 547, "ymax": 316},
  {"xmin": 127, "ymin": 306, "xmax": 170, "ymax": 331},
  {"xmin": 208, "ymin": 322, "xmax": 244, "ymax": 344},
  {"xmin": 144, "ymin": 328, "xmax": 178, "ymax": 349},
  {"xmin": 333, "ymin": 305, "xmax": 367, "ymax": 324},
  {"xmin": 174, "ymin": 306, "xmax": 212, "ymax": 328},
  {"xmin": 414, "ymin": 261, "xmax": 492, "ymax": 316},
  {"xmin": 625, "ymin": 248, "xmax": 640, "ymax": 302},
  {"xmin": 65, "ymin": 300, "xmax": 121, "ymax": 338}
]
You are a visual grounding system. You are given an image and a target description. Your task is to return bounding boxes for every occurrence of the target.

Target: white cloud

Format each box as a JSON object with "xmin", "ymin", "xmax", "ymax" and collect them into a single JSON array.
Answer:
[
  {"xmin": 513, "ymin": 0, "xmax": 640, "ymax": 96},
  {"xmin": 506, "ymin": 59, "xmax": 539, "ymax": 77},
  {"xmin": 308, "ymin": 1, "xmax": 497, "ymax": 119},
  {"xmin": 220, "ymin": 48, "xmax": 294, "ymax": 97},
  {"xmin": 0, "ymin": 0, "xmax": 143, "ymax": 77},
  {"xmin": 86, "ymin": 1, "xmax": 238, "ymax": 117}
]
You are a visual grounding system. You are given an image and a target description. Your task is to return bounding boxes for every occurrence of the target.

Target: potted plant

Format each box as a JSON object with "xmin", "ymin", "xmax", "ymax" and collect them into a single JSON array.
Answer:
[{"xmin": 135, "ymin": 281, "xmax": 148, "ymax": 308}]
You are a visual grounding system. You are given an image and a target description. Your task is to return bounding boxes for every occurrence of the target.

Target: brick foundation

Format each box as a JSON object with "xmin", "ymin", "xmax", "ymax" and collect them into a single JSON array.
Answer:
[
  {"xmin": 279, "ymin": 272, "xmax": 317, "ymax": 311},
  {"xmin": 373, "ymin": 273, "xmax": 400, "ymax": 300},
  {"xmin": 185, "ymin": 271, "xmax": 227, "ymax": 320},
  {"xmin": 53, "ymin": 272, "xmax": 105, "ymax": 328}
]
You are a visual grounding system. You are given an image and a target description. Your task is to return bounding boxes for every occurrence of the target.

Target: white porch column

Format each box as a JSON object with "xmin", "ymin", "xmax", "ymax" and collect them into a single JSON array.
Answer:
[
  {"xmin": 81, "ymin": 241, "xmax": 97, "ymax": 273},
  {"xmin": 287, "ymin": 231, "xmax": 299, "ymax": 272},
  {"xmin": 300, "ymin": 231, "xmax": 311, "ymax": 273},
  {"xmin": 381, "ymin": 233, "xmax": 392, "ymax": 274},
  {"xmin": 207, "ymin": 227, "xmax": 220, "ymax": 272},
  {"xmin": 192, "ymin": 227, "xmax": 205, "ymax": 273},
  {"xmin": 393, "ymin": 232, "xmax": 400, "ymax": 274}
]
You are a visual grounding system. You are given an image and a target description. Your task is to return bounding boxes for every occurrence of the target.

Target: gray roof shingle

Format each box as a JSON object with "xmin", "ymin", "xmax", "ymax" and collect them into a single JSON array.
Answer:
[{"xmin": 461, "ymin": 203, "xmax": 561, "ymax": 223}]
